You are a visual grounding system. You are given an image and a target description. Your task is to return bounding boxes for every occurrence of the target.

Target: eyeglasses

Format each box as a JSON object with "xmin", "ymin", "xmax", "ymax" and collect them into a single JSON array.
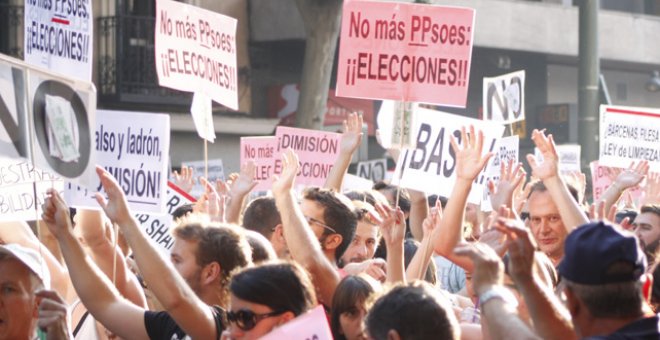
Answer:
[
  {"xmin": 226, "ymin": 309, "xmax": 284, "ymax": 331},
  {"xmin": 304, "ymin": 215, "xmax": 337, "ymax": 234}
]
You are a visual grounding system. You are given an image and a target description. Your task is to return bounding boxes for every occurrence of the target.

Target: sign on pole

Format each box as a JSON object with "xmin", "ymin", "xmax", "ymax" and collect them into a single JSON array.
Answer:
[
  {"xmin": 155, "ymin": 0, "xmax": 238, "ymax": 110},
  {"xmin": 599, "ymin": 105, "xmax": 660, "ymax": 172},
  {"xmin": 24, "ymin": 0, "xmax": 93, "ymax": 81},
  {"xmin": 392, "ymin": 106, "xmax": 504, "ymax": 203},
  {"xmin": 240, "ymin": 136, "xmax": 278, "ymax": 192},
  {"xmin": 336, "ymin": 0, "xmax": 476, "ymax": 107},
  {"xmin": 483, "ymin": 70, "xmax": 525, "ymax": 124},
  {"xmin": 356, "ymin": 158, "xmax": 387, "ymax": 182}
]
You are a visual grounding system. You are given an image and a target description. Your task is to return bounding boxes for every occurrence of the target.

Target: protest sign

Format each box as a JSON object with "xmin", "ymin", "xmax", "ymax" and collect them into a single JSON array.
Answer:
[
  {"xmin": 0, "ymin": 159, "xmax": 63, "ymax": 221},
  {"xmin": 240, "ymin": 136, "xmax": 277, "ymax": 192},
  {"xmin": 181, "ymin": 159, "xmax": 225, "ymax": 198},
  {"xmin": 481, "ymin": 135, "xmax": 519, "ymax": 212},
  {"xmin": 589, "ymin": 161, "xmax": 643, "ymax": 203},
  {"xmin": 260, "ymin": 305, "xmax": 333, "ymax": 340},
  {"xmin": 483, "ymin": 70, "xmax": 525, "ymax": 124},
  {"xmin": 342, "ymin": 173, "xmax": 374, "ymax": 192},
  {"xmin": 535, "ymin": 144, "xmax": 581, "ymax": 174},
  {"xmin": 190, "ymin": 91, "xmax": 215, "ymax": 142},
  {"xmin": 356, "ymin": 158, "xmax": 387, "ymax": 182},
  {"xmin": 24, "ymin": 0, "xmax": 93, "ymax": 81},
  {"xmin": 392, "ymin": 106, "xmax": 505, "ymax": 204},
  {"xmin": 65, "ymin": 110, "xmax": 170, "ymax": 213},
  {"xmin": 599, "ymin": 105, "xmax": 660, "ymax": 172},
  {"xmin": 275, "ymin": 126, "xmax": 341, "ymax": 187},
  {"xmin": 135, "ymin": 181, "xmax": 196, "ymax": 257},
  {"xmin": 0, "ymin": 53, "xmax": 97, "ymax": 187},
  {"xmin": 155, "ymin": 0, "xmax": 238, "ymax": 110},
  {"xmin": 336, "ymin": 0, "xmax": 475, "ymax": 107}
]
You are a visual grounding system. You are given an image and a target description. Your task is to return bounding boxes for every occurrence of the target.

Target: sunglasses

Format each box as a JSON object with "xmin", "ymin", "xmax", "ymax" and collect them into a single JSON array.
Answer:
[
  {"xmin": 226, "ymin": 309, "xmax": 284, "ymax": 331},
  {"xmin": 304, "ymin": 215, "xmax": 337, "ymax": 234}
]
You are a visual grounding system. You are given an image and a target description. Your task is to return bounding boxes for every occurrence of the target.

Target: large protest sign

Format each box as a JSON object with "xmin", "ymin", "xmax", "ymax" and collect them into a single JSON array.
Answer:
[
  {"xmin": 535, "ymin": 144, "xmax": 581, "ymax": 174},
  {"xmin": 0, "ymin": 159, "xmax": 63, "ymax": 221},
  {"xmin": 240, "ymin": 136, "xmax": 277, "ymax": 192},
  {"xmin": 392, "ymin": 106, "xmax": 505, "ymax": 204},
  {"xmin": 483, "ymin": 70, "xmax": 525, "ymax": 124},
  {"xmin": 600, "ymin": 105, "xmax": 660, "ymax": 172},
  {"xmin": 24, "ymin": 0, "xmax": 93, "ymax": 81},
  {"xmin": 135, "ymin": 181, "xmax": 196, "ymax": 257},
  {"xmin": 0, "ymin": 53, "xmax": 96, "ymax": 187},
  {"xmin": 275, "ymin": 126, "xmax": 341, "ymax": 187},
  {"xmin": 589, "ymin": 161, "xmax": 643, "ymax": 203},
  {"xmin": 336, "ymin": 0, "xmax": 475, "ymax": 107},
  {"xmin": 155, "ymin": 0, "xmax": 238, "ymax": 110},
  {"xmin": 181, "ymin": 159, "xmax": 225, "ymax": 198},
  {"xmin": 357, "ymin": 158, "xmax": 387, "ymax": 182},
  {"xmin": 260, "ymin": 305, "xmax": 333, "ymax": 340},
  {"xmin": 65, "ymin": 110, "xmax": 170, "ymax": 213}
]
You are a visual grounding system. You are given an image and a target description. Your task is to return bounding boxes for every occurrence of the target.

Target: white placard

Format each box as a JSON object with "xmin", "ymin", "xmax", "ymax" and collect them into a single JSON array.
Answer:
[
  {"xmin": 481, "ymin": 135, "xmax": 519, "ymax": 212},
  {"xmin": 0, "ymin": 159, "xmax": 63, "ymax": 221},
  {"xmin": 535, "ymin": 144, "xmax": 581, "ymax": 174},
  {"xmin": 356, "ymin": 158, "xmax": 387, "ymax": 183},
  {"xmin": 342, "ymin": 173, "xmax": 374, "ymax": 192},
  {"xmin": 181, "ymin": 159, "xmax": 226, "ymax": 198},
  {"xmin": 483, "ymin": 70, "xmax": 525, "ymax": 124}
]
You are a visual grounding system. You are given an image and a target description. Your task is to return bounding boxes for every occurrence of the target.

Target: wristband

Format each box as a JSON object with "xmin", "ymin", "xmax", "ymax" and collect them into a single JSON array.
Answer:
[{"xmin": 478, "ymin": 286, "xmax": 519, "ymax": 309}]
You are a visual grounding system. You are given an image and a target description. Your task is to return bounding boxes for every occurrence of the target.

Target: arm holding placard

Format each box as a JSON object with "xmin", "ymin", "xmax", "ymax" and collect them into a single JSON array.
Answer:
[
  {"xmin": 77, "ymin": 209, "xmax": 147, "ymax": 308},
  {"xmin": 273, "ymin": 149, "xmax": 341, "ymax": 304},
  {"xmin": 325, "ymin": 113, "xmax": 363, "ymax": 191},
  {"xmin": 432, "ymin": 126, "xmax": 494, "ymax": 272},
  {"xmin": 597, "ymin": 161, "xmax": 648, "ymax": 213},
  {"xmin": 94, "ymin": 167, "xmax": 219, "ymax": 340},
  {"xmin": 526, "ymin": 130, "xmax": 588, "ymax": 231}
]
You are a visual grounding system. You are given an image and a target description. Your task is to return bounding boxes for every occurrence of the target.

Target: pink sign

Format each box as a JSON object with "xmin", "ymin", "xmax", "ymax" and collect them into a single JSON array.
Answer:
[
  {"xmin": 336, "ymin": 0, "xmax": 475, "ymax": 107},
  {"xmin": 275, "ymin": 126, "xmax": 341, "ymax": 187},
  {"xmin": 240, "ymin": 136, "xmax": 278, "ymax": 192},
  {"xmin": 260, "ymin": 305, "xmax": 333, "ymax": 340},
  {"xmin": 589, "ymin": 161, "xmax": 642, "ymax": 202}
]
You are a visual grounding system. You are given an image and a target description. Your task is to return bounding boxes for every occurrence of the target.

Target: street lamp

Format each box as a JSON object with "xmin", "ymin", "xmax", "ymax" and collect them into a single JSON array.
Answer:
[{"xmin": 645, "ymin": 71, "xmax": 660, "ymax": 92}]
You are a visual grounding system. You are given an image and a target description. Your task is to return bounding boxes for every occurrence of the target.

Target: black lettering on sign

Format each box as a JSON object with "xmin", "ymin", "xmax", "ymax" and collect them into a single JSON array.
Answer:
[
  {"xmin": 0, "ymin": 66, "xmax": 29, "ymax": 158},
  {"xmin": 486, "ymin": 75, "xmax": 523, "ymax": 121}
]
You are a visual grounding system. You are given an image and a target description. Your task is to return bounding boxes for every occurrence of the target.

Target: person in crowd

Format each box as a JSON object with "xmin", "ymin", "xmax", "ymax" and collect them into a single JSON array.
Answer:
[
  {"xmin": 339, "ymin": 201, "xmax": 381, "ymax": 268},
  {"xmin": 331, "ymin": 275, "xmax": 380, "ymax": 340},
  {"xmin": 244, "ymin": 230, "xmax": 277, "ymax": 263},
  {"xmin": 242, "ymin": 197, "xmax": 289, "ymax": 259},
  {"xmin": 223, "ymin": 262, "xmax": 317, "ymax": 339},
  {"xmin": 633, "ymin": 204, "xmax": 660, "ymax": 265}
]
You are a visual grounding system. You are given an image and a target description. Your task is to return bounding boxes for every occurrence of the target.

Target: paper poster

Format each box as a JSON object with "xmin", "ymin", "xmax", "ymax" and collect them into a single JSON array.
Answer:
[
  {"xmin": 535, "ymin": 144, "xmax": 581, "ymax": 174},
  {"xmin": 356, "ymin": 158, "xmax": 387, "ymax": 182},
  {"xmin": 483, "ymin": 70, "xmax": 525, "ymax": 124},
  {"xmin": 0, "ymin": 159, "xmax": 63, "ymax": 221},
  {"xmin": 260, "ymin": 305, "xmax": 333, "ymax": 340},
  {"xmin": 240, "ymin": 136, "xmax": 277, "ymax": 192},
  {"xmin": 181, "ymin": 159, "xmax": 226, "ymax": 198}
]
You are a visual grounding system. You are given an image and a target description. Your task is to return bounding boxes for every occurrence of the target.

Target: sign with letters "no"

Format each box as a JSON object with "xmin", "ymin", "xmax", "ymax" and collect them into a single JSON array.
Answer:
[{"xmin": 483, "ymin": 70, "xmax": 525, "ymax": 124}]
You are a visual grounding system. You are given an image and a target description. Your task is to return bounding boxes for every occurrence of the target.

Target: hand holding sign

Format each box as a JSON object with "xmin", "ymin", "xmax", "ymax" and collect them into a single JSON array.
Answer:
[
  {"xmin": 526, "ymin": 129, "xmax": 559, "ymax": 181},
  {"xmin": 272, "ymin": 149, "xmax": 299, "ymax": 196},
  {"xmin": 41, "ymin": 189, "xmax": 73, "ymax": 238},
  {"xmin": 451, "ymin": 126, "xmax": 494, "ymax": 182},
  {"xmin": 95, "ymin": 166, "xmax": 133, "ymax": 226},
  {"xmin": 340, "ymin": 112, "xmax": 364, "ymax": 155}
]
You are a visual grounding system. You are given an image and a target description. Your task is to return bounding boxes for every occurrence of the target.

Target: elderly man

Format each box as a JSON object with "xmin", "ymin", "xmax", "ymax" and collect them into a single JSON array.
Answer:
[{"xmin": 0, "ymin": 243, "xmax": 70, "ymax": 340}]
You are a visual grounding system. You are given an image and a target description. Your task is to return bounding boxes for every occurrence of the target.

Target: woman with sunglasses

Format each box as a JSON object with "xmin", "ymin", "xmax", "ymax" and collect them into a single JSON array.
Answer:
[{"xmin": 223, "ymin": 261, "xmax": 317, "ymax": 339}]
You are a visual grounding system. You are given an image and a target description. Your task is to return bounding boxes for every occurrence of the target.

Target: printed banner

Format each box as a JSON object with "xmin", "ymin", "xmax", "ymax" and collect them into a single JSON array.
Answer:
[
  {"xmin": 0, "ymin": 159, "xmax": 63, "ymax": 221},
  {"xmin": 240, "ymin": 136, "xmax": 278, "ymax": 192},
  {"xmin": 260, "ymin": 305, "xmax": 333, "ymax": 340},
  {"xmin": 155, "ymin": 0, "xmax": 238, "ymax": 110},
  {"xmin": 65, "ymin": 110, "xmax": 170, "ymax": 213},
  {"xmin": 24, "ymin": 0, "xmax": 93, "ymax": 81},
  {"xmin": 275, "ymin": 126, "xmax": 341, "ymax": 187},
  {"xmin": 0, "ymin": 53, "xmax": 97, "ymax": 187},
  {"xmin": 336, "ymin": 0, "xmax": 475, "ymax": 107},
  {"xmin": 392, "ymin": 106, "xmax": 505, "ymax": 203},
  {"xmin": 599, "ymin": 105, "xmax": 660, "ymax": 172},
  {"xmin": 135, "ymin": 181, "xmax": 196, "ymax": 257},
  {"xmin": 483, "ymin": 70, "xmax": 525, "ymax": 124},
  {"xmin": 481, "ymin": 135, "xmax": 519, "ymax": 212},
  {"xmin": 535, "ymin": 144, "xmax": 581, "ymax": 174},
  {"xmin": 181, "ymin": 159, "xmax": 225, "ymax": 198},
  {"xmin": 356, "ymin": 158, "xmax": 387, "ymax": 182}
]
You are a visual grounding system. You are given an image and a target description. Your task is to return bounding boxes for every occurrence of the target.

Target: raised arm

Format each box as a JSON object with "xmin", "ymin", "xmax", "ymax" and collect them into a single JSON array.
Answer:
[
  {"xmin": 324, "ymin": 112, "xmax": 363, "ymax": 191},
  {"xmin": 94, "ymin": 166, "xmax": 218, "ymax": 340},
  {"xmin": 41, "ymin": 189, "xmax": 149, "ymax": 340},
  {"xmin": 488, "ymin": 159, "xmax": 526, "ymax": 213},
  {"xmin": 597, "ymin": 161, "xmax": 648, "ymax": 212},
  {"xmin": 376, "ymin": 202, "xmax": 406, "ymax": 284},
  {"xmin": 77, "ymin": 209, "xmax": 147, "ymax": 308},
  {"xmin": 432, "ymin": 126, "xmax": 493, "ymax": 271},
  {"xmin": 225, "ymin": 161, "xmax": 258, "ymax": 224},
  {"xmin": 406, "ymin": 200, "xmax": 441, "ymax": 282},
  {"xmin": 407, "ymin": 189, "xmax": 429, "ymax": 241},
  {"xmin": 526, "ymin": 129, "xmax": 588, "ymax": 231},
  {"xmin": 272, "ymin": 149, "xmax": 341, "ymax": 304}
]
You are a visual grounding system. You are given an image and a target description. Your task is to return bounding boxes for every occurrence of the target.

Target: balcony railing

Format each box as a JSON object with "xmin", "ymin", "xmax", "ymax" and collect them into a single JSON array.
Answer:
[
  {"xmin": 0, "ymin": 4, "xmax": 23, "ymax": 58},
  {"xmin": 98, "ymin": 15, "xmax": 190, "ymax": 108}
]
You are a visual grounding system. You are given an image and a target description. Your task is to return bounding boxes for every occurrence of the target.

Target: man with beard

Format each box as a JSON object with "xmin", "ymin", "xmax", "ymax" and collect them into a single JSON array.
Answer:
[{"xmin": 633, "ymin": 204, "xmax": 660, "ymax": 265}]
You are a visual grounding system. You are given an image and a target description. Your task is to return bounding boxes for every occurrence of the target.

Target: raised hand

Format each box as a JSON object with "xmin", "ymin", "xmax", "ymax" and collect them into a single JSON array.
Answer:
[
  {"xmin": 565, "ymin": 170, "xmax": 587, "ymax": 204},
  {"xmin": 422, "ymin": 199, "xmax": 443, "ymax": 239},
  {"xmin": 493, "ymin": 217, "xmax": 537, "ymax": 284},
  {"xmin": 488, "ymin": 159, "xmax": 526, "ymax": 210},
  {"xmin": 36, "ymin": 290, "xmax": 71, "ymax": 340},
  {"xmin": 526, "ymin": 129, "xmax": 559, "ymax": 180},
  {"xmin": 196, "ymin": 177, "xmax": 226, "ymax": 222},
  {"xmin": 271, "ymin": 148, "xmax": 300, "ymax": 196},
  {"xmin": 454, "ymin": 242, "xmax": 504, "ymax": 295},
  {"xmin": 375, "ymin": 202, "xmax": 405, "ymax": 246},
  {"xmin": 340, "ymin": 112, "xmax": 364, "ymax": 154},
  {"xmin": 641, "ymin": 172, "xmax": 660, "ymax": 206},
  {"xmin": 41, "ymin": 189, "xmax": 73, "ymax": 238},
  {"xmin": 614, "ymin": 161, "xmax": 649, "ymax": 190},
  {"xmin": 94, "ymin": 166, "xmax": 133, "ymax": 226},
  {"xmin": 172, "ymin": 165, "xmax": 195, "ymax": 194},
  {"xmin": 229, "ymin": 161, "xmax": 258, "ymax": 197},
  {"xmin": 450, "ymin": 125, "xmax": 494, "ymax": 182}
]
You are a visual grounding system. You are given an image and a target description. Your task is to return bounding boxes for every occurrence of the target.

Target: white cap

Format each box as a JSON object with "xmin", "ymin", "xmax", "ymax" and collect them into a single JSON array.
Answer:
[{"xmin": 0, "ymin": 244, "xmax": 51, "ymax": 289}]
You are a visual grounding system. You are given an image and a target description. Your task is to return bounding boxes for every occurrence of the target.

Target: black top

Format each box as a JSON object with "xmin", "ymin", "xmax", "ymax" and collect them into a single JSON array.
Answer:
[
  {"xmin": 583, "ymin": 314, "xmax": 660, "ymax": 340},
  {"xmin": 144, "ymin": 305, "xmax": 226, "ymax": 340}
]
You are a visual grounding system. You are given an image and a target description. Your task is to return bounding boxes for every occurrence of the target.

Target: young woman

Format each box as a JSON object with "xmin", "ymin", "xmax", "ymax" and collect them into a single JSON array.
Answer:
[{"xmin": 331, "ymin": 275, "xmax": 380, "ymax": 340}]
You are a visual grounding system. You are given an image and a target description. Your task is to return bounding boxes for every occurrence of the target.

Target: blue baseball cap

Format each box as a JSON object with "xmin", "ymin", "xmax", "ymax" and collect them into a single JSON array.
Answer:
[{"xmin": 557, "ymin": 221, "xmax": 646, "ymax": 285}]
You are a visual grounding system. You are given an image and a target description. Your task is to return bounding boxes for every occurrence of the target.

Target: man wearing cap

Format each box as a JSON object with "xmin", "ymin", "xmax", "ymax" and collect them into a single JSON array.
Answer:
[{"xmin": 0, "ymin": 243, "xmax": 71, "ymax": 340}]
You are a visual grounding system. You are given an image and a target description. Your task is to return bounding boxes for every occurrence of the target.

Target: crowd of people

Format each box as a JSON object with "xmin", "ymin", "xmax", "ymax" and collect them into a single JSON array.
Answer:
[{"xmin": 1, "ymin": 112, "xmax": 659, "ymax": 339}]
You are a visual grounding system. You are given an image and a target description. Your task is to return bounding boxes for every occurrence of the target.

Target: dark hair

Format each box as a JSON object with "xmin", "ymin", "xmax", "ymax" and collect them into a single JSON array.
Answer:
[
  {"xmin": 528, "ymin": 180, "xmax": 579, "ymax": 203},
  {"xmin": 244, "ymin": 230, "xmax": 276, "ymax": 264},
  {"xmin": 403, "ymin": 239, "xmax": 437, "ymax": 285},
  {"xmin": 365, "ymin": 282, "xmax": 459, "ymax": 339},
  {"xmin": 331, "ymin": 275, "xmax": 377, "ymax": 340},
  {"xmin": 172, "ymin": 204, "xmax": 194, "ymax": 220},
  {"xmin": 173, "ymin": 223, "xmax": 252, "ymax": 299},
  {"xmin": 344, "ymin": 190, "xmax": 378, "ymax": 206},
  {"xmin": 242, "ymin": 197, "xmax": 282, "ymax": 239},
  {"xmin": 230, "ymin": 262, "xmax": 317, "ymax": 316},
  {"xmin": 427, "ymin": 195, "xmax": 448, "ymax": 209},
  {"xmin": 641, "ymin": 204, "xmax": 660, "ymax": 218},
  {"xmin": 303, "ymin": 187, "xmax": 357, "ymax": 262},
  {"xmin": 373, "ymin": 181, "xmax": 411, "ymax": 213}
]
